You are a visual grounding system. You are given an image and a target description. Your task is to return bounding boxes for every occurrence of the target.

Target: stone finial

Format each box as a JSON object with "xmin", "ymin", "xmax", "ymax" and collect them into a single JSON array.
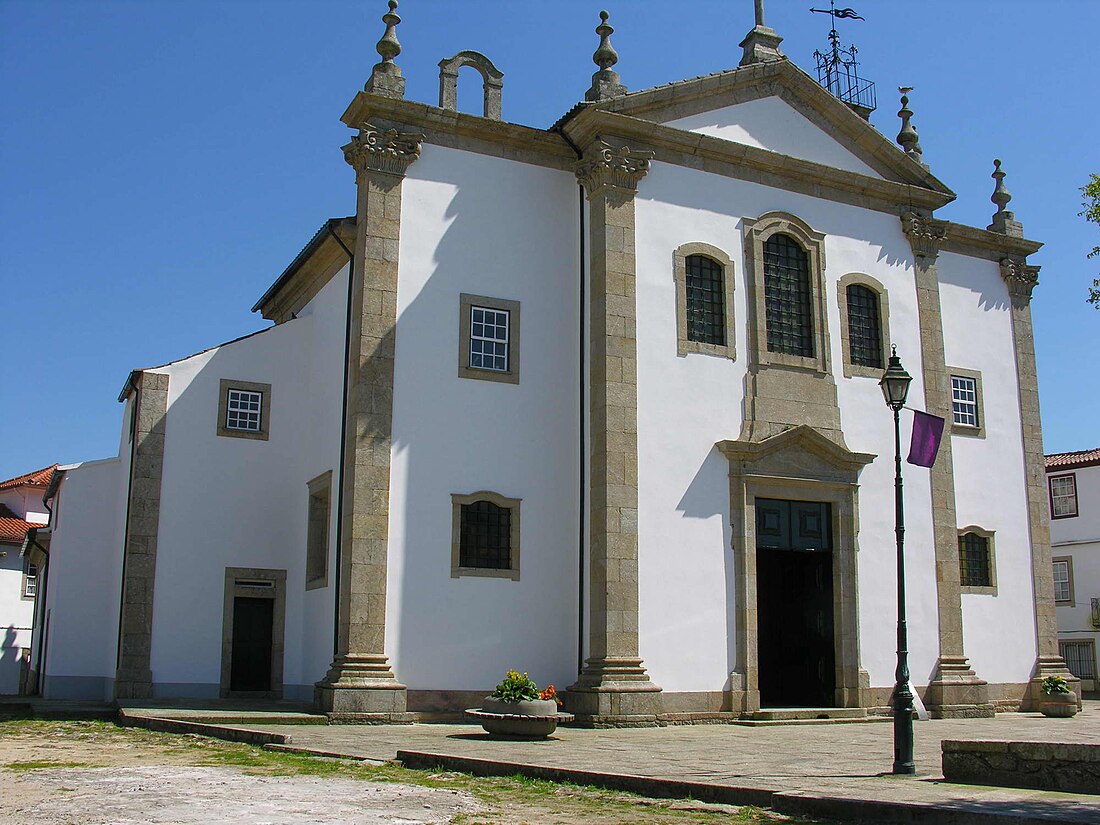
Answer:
[
  {"xmin": 988, "ymin": 159, "xmax": 1024, "ymax": 237},
  {"xmin": 574, "ymin": 140, "xmax": 654, "ymax": 199},
  {"xmin": 738, "ymin": 0, "xmax": 784, "ymax": 67},
  {"xmin": 343, "ymin": 123, "xmax": 424, "ymax": 178},
  {"xmin": 585, "ymin": 11, "xmax": 628, "ymax": 102},
  {"xmin": 1000, "ymin": 257, "xmax": 1041, "ymax": 307},
  {"xmin": 365, "ymin": 1, "xmax": 406, "ymax": 99},
  {"xmin": 896, "ymin": 92, "xmax": 924, "ymax": 166}
]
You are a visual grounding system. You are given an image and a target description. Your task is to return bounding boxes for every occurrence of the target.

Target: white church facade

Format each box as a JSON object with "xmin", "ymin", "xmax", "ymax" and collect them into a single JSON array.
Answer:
[{"xmin": 26, "ymin": 3, "xmax": 1072, "ymax": 724}]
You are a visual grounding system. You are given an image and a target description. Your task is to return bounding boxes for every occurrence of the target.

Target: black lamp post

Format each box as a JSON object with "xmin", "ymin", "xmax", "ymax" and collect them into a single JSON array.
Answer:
[{"xmin": 879, "ymin": 346, "xmax": 915, "ymax": 776}]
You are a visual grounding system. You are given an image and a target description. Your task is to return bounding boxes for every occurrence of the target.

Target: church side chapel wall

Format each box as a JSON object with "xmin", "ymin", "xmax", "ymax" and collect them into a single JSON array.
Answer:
[
  {"xmin": 144, "ymin": 264, "xmax": 347, "ymax": 700},
  {"xmin": 386, "ymin": 145, "xmax": 581, "ymax": 697}
]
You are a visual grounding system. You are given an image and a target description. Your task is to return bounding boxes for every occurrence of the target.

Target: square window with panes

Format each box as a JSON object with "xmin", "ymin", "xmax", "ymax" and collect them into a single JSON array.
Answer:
[
  {"xmin": 958, "ymin": 531, "xmax": 992, "ymax": 588},
  {"xmin": 226, "ymin": 389, "xmax": 263, "ymax": 432},
  {"xmin": 469, "ymin": 306, "xmax": 510, "ymax": 372},
  {"xmin": 23, "ymin": 563, "xmax": 37, "ymax": 598},
  {"xmin": 951, "ymin": 375, "xmax": 979, "ymax": 428},
  {"xmin": 1049, "ymin": 474, "xmax": 1078, "ymax": 519}
]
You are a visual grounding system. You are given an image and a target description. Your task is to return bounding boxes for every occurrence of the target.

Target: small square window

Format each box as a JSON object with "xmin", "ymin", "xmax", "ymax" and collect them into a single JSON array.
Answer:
[
  {"xmin": 1052, "ymin": 557, "xmax": 1073, "ymax": 605},
  {"xmin": 947, "ymin": 368, "xmax": 985, "ymax": 438},
  {"xmin": 1049, "ymin": 474, "xmax": 1078, "ymax": 519},
  {"xmin": 458, "ymin": 294, "xmax": 520, "ymax": 384},
  {"xmin": 451, "ymin": 491, "xmax": 521, "ymax": 580},
  {"xmin": 217, "ymin": 379, "xmax": 272, "ymax": 441}
]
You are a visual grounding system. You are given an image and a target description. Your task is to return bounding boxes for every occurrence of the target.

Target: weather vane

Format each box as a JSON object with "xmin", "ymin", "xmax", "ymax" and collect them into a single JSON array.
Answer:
[
  {"xmin": 809, "ymin": 2, "xmax": 864, "ymax": 22},
  {"xmin": 810, "ymin": 1, "xmax": 875, "ymax": 114}
]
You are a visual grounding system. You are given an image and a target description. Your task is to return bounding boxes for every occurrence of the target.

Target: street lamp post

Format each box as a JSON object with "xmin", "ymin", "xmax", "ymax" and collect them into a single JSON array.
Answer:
[{"xmin": 879, "ymin": 346, "xmax": 915, "ymax": 776}]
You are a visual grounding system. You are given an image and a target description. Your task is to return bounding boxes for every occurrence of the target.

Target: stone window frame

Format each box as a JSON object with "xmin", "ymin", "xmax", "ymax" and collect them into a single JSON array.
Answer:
[
  {"xmin": 217, "ymin": 378, "xmax": 272, "ymax": 441},
  {"xmin": 947, "ymin": 367, "xmax": 985, "ymax": 439},
  {"xmin": 458, "ymin": 294, "xmax": 520, "ymax": 385},
  {"xmin": 957, "ymin": 525, "xmax": 997, "ymax": 596},
  {"xmin": 305, "ymin": 471, "xmax": 332, "ymax": 591},
  {"xmin": 21, "ymin": 560, "xmax": 37, "ymax": 601},
  {"xmin": 220, "ymin": 566, "xmax": 286, "ymax": 699},
  {"xmin": 836, "ymin": 273, "xmax": 891, "ymax": 379},
  {"xmin": 1052, "ymin": 556, "xmax": 1074, "ymax": 607},
  {"xmin": 673, "ymin": 242, "xmax": 736, "ymax": 360},
  {"xmin": 1048, "ymin": 472, "xmax": 1079, "ymax": 520},
  {"xmin": 450, "ymin": 490, "xmax": 521, "ymax": 581},
  {"xmin": 743, "ymin": 212, "xmax": 831, "ymax": 374}
]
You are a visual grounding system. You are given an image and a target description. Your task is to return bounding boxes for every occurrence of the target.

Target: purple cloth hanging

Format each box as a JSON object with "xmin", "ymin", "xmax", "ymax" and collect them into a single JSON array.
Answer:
[{"xmin": 907, "ymin": 410, "xmax": 945, "ymax": 468}]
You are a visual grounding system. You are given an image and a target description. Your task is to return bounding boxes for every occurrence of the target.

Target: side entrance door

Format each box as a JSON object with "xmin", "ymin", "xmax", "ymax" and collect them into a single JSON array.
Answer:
[{"xmin": 756, "ymin": 498, "xmax": 835, "ymax": 708}]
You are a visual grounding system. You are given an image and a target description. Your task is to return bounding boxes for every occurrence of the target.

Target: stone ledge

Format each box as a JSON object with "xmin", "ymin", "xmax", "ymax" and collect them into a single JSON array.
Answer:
[{"xmin": 943, "ymin": 739, "xmax": 1100, "ymax": 795}]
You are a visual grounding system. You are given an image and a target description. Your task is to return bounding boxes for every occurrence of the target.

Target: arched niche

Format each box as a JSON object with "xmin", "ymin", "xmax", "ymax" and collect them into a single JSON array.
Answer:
[{"xmin": 438, "ymin": 50, "xmax": 504, "ymax": 120}]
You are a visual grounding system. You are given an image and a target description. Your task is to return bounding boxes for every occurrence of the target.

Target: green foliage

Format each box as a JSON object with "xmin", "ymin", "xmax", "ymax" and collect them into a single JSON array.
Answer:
[
  {"xmin": 4, "ymin": 759, "xmax": 88, "ymax": 772},
  {"xmin": 1041, "ymin": 674, "xmax": 1071, "ymax": 694},
  {"xmin": 1080, "ymin": 173, "xmax": 1100, "ymax": 308},
  {"xmin": 490, "ymin": 669, "xmax": 541, "ymax": 702}
]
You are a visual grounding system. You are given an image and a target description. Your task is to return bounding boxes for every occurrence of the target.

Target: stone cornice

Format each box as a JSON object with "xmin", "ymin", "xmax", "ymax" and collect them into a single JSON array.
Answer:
[
  {"xmin": 585, "ymin": 60, "xmax": 952, "ymax": 195},
  {"xmin": 574, "ymin": 140, "xmax": 653, "ymax": 199},
  {"xmin": 901, "ymin": 211, "xmax": 949, "ymax": 260},
  {"xmin": 343, "ymin": 123, "xmax": 424, "ymax": 177},
  {"xmin": 1000, "ymin": 257, "xmax": 1042, "ymax": 307},
  {"xmin": 564, "ymin": 110, "xmax": 954, "ymax": 215},
  {"xmin": 940, "ymin": 221, "xmax": 1043, "ymax": 263}
]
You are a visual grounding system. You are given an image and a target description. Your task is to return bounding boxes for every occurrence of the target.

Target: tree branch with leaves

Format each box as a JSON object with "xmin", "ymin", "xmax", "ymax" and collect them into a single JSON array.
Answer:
[{"xmin": 1081, "ymin": 173, "xmax": 1100, "ymax": 308}]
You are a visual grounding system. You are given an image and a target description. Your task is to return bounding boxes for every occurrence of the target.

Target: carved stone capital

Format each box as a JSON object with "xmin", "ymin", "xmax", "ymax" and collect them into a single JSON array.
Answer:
[
  {"xmin": 901, "ymin": 211, "xmax": 948, "ymax": 260},
  {"xmin": 1000, "ymin": 257, "xmax": 1040, "ymax": 307},
  {"xmin": 575, "ymin": 140, "xmax": 654, "ymax": 200},
  {"xmin": 343, "ymin": 124, "xmax": 424, "ymax": 178}
]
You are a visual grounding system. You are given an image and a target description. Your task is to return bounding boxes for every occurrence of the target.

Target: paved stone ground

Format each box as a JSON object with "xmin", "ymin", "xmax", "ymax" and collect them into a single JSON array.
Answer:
[{"xmin": 238, "ymin": 703, "xmax": 1100, "ymax": 823}]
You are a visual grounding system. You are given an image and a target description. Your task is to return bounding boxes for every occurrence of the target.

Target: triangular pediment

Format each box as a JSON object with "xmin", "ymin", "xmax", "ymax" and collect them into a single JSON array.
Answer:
[
  {"xmin": 718, "ymin": 425, "xmax": 876, "ymax": 481},
  {"xmin": 589, "ymin": 59, "xmax": 952, "ymax": 194}
]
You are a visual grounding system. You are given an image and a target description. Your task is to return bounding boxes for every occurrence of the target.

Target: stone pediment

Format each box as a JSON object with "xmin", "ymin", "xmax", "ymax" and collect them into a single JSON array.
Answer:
[
  {"xmin": 718, "ymin": 425, "xmax": 875, "ymax": 483},
  {"xmin": 585, "ymin": 59, "xmax": 952, "ymax": 195}
]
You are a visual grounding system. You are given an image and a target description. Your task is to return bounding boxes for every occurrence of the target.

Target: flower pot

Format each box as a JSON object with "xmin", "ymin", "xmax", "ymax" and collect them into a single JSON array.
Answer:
[
  {"xmin": 1039, "ymin": 691, "xmax": 1078, "ymax": 718},
  {"xmin": 465, "ymin": 697, "xmax": 569, "ymax": 738}
]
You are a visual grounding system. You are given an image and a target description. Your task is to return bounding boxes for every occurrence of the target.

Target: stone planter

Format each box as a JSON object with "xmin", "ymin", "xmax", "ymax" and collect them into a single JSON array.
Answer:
[
  {"xmin": 1038, "ymin": 691, "xmax": 1078, "ymax": 718},
  {"xmin": 464, "ymin": 697, "xmax": 573, "ymax": 738}
]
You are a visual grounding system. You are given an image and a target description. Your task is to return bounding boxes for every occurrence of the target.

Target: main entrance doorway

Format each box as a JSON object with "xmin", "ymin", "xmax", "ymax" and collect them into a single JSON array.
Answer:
[{"xmin": 756, "ymin": 498, "xmax": 835, "ymax": 708}]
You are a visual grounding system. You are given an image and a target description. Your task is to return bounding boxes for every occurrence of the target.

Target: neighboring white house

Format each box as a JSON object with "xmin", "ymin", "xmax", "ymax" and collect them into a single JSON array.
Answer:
[
  {"xmin": 1048, "ymin": 448, "xmax": 1100, "ymax": 693},
  {"xmin": 29, "ymin": 4, "xmax": 1073, "ymax": 723},
  {"xmin": 0, "ymin": 465, "xmax": 53, "ymax": 695}
]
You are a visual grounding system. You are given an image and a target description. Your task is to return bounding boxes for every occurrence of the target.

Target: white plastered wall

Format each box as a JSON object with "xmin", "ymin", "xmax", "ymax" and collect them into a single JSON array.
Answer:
[
  {"xmin": 388, "ymin": 144, "xmax": 581, "ymax": 692},
  {"xmin": 634, "ymin": 160, "xmax": 940, "ymax": 693},
  {"xmin": 666, "ymin": 97, "xmax": 883, "ymax": 179},
  {"xmin": 940, "ymin": 251, "xmax": 1037, "ymax": 684}
]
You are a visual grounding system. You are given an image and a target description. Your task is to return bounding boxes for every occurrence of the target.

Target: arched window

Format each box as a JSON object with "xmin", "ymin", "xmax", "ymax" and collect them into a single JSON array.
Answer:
[
  {"xmin": 685, "ymin": 254, "xmax": 726, "ymax": 346},
  {"xmin": 958, "ymin": 530, "xmax": 993, "ymax": 589},
  {"xmin": 845, "ymin": 284, "xmax": 883, "ymax": 368},
  {"xmin": 762, "ymin": 233, "xmax": 814, "ymax": 357}
]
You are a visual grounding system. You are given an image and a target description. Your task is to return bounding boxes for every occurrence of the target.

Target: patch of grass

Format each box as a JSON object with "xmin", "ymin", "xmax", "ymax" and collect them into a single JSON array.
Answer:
[{"xmin": 5, "ymin": 759, "xmax": 89, "ymax": 772}]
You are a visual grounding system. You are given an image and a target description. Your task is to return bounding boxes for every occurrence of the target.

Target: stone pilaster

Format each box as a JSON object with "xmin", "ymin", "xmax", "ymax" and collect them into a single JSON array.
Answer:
[
  {"xmin": 999, "ymin": 258, "xmax": 1077, "ymax": 708},
  {"xmin": 314, "ymin": 123, "xmax": 421, "ymax": 721},
  {"xmin": 115, "ymin": 370, "xmax": 168, "ymax": 700},
  {"xmin": 901, "ymin": 212, "xmax": 993, "ymax": 718},
  {"xmin": 566, "ymin": 141, "xmax": 662, "ymax": 727}
]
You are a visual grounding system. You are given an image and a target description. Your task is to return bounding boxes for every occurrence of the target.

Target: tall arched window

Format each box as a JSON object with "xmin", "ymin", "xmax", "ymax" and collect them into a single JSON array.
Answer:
[
  {"xmin": 763, "ymin": 233, "xmax": 813, "ymax": 357},
  {"xmin": 845, "ymin": 284, "xmax": 883, "ymax": 368},
  {"xmin": 685, "ymin": 254, "xmax": 726, "ymax": 346}
]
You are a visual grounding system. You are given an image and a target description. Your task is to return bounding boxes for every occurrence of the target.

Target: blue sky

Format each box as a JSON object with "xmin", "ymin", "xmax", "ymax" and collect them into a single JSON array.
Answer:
[{"xmin": 1, "ymin": 0, "xmax": 1096, "ymax": 480}]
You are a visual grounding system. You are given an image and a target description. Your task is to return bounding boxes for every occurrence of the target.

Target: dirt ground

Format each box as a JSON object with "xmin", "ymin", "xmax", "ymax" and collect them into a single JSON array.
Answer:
[{"xmin": 0, "ymin": 721, "xmax": 805, "ymax": 825}]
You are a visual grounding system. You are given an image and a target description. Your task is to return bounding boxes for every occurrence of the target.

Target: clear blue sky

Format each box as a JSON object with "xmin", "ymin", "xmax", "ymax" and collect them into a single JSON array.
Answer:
[{"xmin": 1, "ymin": 0, "xmax": 1096, "ymax": 480}]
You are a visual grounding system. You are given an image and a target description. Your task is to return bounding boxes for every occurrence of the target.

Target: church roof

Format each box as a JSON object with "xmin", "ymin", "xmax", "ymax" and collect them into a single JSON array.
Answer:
[{"xmin": 1045, "ymin": 448, "xmax": 1100, "ymax": 471}]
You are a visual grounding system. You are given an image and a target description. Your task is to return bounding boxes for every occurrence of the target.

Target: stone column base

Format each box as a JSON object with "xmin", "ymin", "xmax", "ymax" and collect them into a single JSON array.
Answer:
[
  {"xmin": 314, "ymin": 653, "xmax": 413, "ymax": 723},
  {"xmin": 925, "ymin": 656, "xmax": 994, "ymax": 718},
  {"xmin": 114, "ymin": 666, "xmax": 153, "ymax": 700},
  {"xmin": 1022, "ymin": 655, "xmax": 1080, "ymax": 712},
  {"xmin": 566, "ymin": 657, "xmax": 664, "ymax": 727}
]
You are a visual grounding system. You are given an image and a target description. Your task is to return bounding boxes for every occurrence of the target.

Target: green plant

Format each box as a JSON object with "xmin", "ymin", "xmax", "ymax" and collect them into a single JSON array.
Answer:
[
  {"xmin": 1041, "ymin": 675, "xmax": 1071, "ymax": 695},
  {"xmin": 490, "ymin": 669, "xmax": 540, "ymax": 702}
]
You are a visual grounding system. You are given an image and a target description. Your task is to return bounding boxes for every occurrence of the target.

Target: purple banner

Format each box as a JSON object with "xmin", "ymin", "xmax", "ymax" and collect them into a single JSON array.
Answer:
[{"xmin": 907, "ymin": 410, "xmax": 945, "ymax": 468}]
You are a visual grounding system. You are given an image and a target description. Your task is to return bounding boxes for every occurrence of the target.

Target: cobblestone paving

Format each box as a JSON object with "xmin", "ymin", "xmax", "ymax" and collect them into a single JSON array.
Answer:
[{"xmin": 249, "ymin": 704, "xmax": 1100, "ymax": 822}]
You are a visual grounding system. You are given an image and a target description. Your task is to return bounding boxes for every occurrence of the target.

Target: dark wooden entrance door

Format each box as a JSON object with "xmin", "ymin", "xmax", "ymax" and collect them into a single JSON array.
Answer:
[
  {"xmin": 229, "ymin": 596, "xmax": 274, "ymax": 692},
  {"xmin": 756, "ymin": 498, "xmax": 835, "ymax": 708}
]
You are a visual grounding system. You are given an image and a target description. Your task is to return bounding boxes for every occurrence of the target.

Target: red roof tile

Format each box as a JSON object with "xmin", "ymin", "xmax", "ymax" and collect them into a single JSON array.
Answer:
[
  {"xmin": 0, "ymin": 464, "xmax": 57, "ymax": 491},
  {"xmin": 0, "ymin": 503, "xmax": 35, "ymax": 544},
  {"xmin": 1045, "ymin": 448, "xmax": 1100, "ymax": 471}
]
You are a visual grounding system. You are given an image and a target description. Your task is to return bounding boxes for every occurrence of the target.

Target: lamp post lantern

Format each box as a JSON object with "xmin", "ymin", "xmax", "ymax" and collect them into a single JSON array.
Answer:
[{"xmin": 879, "ymin": 346, "xmax": 915, "ymax": 775}]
